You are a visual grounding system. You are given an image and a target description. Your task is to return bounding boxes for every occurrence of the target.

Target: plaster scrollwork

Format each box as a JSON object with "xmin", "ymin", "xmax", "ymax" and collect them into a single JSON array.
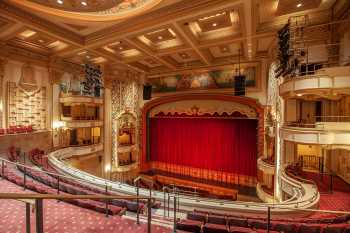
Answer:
[
  {"xmin": 0, "ymin": 58, "xmax": 7, "ymax": 127},
  {"xmin": 149, "ymin": 100, "xmax": 258, "ymax": 118},
  {"xmin": 111, "ymin": 75, "xmax": 142, "ymax": 170}
]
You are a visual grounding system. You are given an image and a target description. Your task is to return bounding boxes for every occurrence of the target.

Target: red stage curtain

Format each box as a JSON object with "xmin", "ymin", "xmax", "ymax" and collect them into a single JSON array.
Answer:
[{"xmin": 150, "ymin": 118, "xmax": 257, "ymax": 176}]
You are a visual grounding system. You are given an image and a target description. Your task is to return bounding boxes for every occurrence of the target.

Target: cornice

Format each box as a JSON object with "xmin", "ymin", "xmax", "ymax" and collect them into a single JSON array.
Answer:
[
  {"xmin": 0, "ymin": 43, "xmax": 49, "ymax": 65},
  {"xmin": 0, "ymin": 1, "xmax": 84, "ymax": 46}
]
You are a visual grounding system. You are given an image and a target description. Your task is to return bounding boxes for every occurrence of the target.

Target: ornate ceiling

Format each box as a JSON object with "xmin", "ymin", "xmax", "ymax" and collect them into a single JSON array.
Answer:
[
  {"xmin": 9, "ymin": 0, "xmax": 163, "ymax": 21},
  {"xmin": 0, "ymin": 0, "xmax": 349, "ymax": 76}
]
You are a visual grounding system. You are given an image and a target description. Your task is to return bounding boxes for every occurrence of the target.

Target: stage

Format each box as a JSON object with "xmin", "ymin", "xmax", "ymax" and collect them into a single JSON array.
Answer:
[{"xmin": 141, "ymin": 169, "xmax": 259, "ymax": 201}]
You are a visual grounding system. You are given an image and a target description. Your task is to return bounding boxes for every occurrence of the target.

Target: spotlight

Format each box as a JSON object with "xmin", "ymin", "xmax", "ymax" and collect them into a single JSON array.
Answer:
[
  {"xmin": 57, "ymin": 0, "xmax": 63, "ymax": 4},
  {"xmin": 81, "ymin": 1, "xmax": 87, "ymax": 6},
  {"xmin": 212, "ymin": 23, "xmax": 217, "ymax": 27},
  {"xmin": 297, "ymin": 3, "xmax": 302, "ymax": 8}
]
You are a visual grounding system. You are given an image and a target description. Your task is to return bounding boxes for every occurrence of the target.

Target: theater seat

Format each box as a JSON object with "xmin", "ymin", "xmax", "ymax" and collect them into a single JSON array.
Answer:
[
  {"xmin": 207, "ymin": 214, "xmax": 227, "ymax": 225},
  {"xmin": 176, "ymin": 219, "xmax": 202, "ymax": 233},
  {"xmin": 202, "ymin": 223, "xmax": 229, "ymax": 233},
  {"xmin": 229, "ymin": 226, "xmax": 254, "ymax": 233},
  {"xmin": 298, "ymin": 224, "xmax": 323, "ymax": 233},
  {"xmin": 248, "ymin": 220, "xmax": 267, "ymax": 230},
  {"xmin": 188, "ymin": 212, "xmax": 207, "ymax": 223},
  {"xmin": 271, "ymin": 222, "xmax": 299, "ymax": 233},
  {"xmin": 323, "ymin": 224, "xmax": 349, "ymax": 233},
  {"xmin": 228, "ymin": 218, "xmax": 249, "ymax": 228}
]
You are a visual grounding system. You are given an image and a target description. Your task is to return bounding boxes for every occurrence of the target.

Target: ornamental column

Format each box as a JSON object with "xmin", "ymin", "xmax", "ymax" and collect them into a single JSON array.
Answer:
[{"xmin": 0, "ymin": 58, "xmax": 7, "ymax": 128}]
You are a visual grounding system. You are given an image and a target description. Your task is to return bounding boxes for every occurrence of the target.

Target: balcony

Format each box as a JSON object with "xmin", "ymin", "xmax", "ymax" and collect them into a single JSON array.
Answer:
[
  {"xmin": 282, "ymin": 118, "xmax": 350, "ymax": 145},
  {"xmin": 63, "ymin": 120, "xmax": 103, "ymax": 128},
  {"xmin": 257, "ymin": 157, "xmax": 275, "ymax": 175},
  {"xmin": 59, "ymin": 95, "xmax": 103, "ymax": 105},
  {"xmin": 279, "ymin": 66, "xmax": 350, "ymax": 97}
]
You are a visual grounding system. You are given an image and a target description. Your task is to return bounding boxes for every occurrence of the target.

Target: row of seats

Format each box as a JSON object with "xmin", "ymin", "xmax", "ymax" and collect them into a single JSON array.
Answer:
[
  {"xmin": 18, "ymin": 162, "xmax": 144, "ymax": 213},
  {"xmin": 28, "ymin": 148, "xmax": 162, "ymax": 210},
  {"xmin": 8, "ymin": 146, "xmax": 20, "ymax": 162},
  {"xmin": 0, "ymin": 125, "xmax": 34, "ymax": 135},
  {"xmin": 1, "ymin": 165, "xmax": 124, "ymax": 215},
  {"xmin": 176, "ymin": 210, "xmax": 350, "ymax": 233}
]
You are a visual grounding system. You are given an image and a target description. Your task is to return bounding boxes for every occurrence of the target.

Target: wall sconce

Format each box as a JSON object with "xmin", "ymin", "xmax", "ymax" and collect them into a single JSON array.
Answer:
[
  {"xmin": 105, "ymin": 164, "xmax": 111, "ymax": 172},
  {"xmin": 53, "ymin": 121, "xmax": 66, "ymax": 130}
]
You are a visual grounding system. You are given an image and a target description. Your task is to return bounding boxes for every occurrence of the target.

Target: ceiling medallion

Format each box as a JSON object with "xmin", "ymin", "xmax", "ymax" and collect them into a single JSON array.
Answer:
[{"xmin": 8, "ymin": 0, "xmax": 163, "ymax": 21}]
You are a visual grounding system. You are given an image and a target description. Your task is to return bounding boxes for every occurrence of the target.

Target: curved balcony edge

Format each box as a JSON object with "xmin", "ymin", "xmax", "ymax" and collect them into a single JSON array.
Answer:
[
  {"xmin": 257, "ymin": 157, "xmax": 275, "ymax": 175},
  {"xmin": 63, "ymin": 120, "xmax": 103, "ymax": 128},
  {"xmin": 256, "ymin": 183, "xmax": 275, "ymax": 203},
  {"xmin": 54, "ymin": 144, "xmax": 104, "ymax": 159},
  {"xmin": 47, "ymin": 148, "xmax": 320, "ymax": 215},
  {"xmin": 281, "ymin": 126, "xmax": 350, "ymax": 145},
  {"xmin": 279, "ymin": 67, "xmax": 350, "ymax": 97},
  {"xmin": 59, "ymin": 96, "xmax": 103, "ymax": 105}
]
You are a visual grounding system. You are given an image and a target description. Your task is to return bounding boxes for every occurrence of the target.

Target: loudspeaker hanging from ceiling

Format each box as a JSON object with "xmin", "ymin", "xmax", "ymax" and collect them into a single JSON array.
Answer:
[
  {"xmin": 143, "ymin": 84, "xmax": 152, "ymax": 100},
  {"xmin": 234, "ymin": 49, "xmax": 246, "ymax": 96}
]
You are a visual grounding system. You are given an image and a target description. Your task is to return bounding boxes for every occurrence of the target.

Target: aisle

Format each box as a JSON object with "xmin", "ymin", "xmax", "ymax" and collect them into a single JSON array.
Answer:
[{"xmin": 0, "ymin": 179, "xmax": 172, "ymax": 233}]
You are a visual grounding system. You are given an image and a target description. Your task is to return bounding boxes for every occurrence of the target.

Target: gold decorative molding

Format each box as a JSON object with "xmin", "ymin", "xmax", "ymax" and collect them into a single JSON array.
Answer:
[{"xmin": 149, "ymin": 99, "xmax": 258, "ymax": 118}]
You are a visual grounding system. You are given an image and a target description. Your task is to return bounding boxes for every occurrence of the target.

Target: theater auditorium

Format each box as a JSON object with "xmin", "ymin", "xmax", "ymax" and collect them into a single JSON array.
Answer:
[{"xmin": 0, "ymin": 0, "xmax": 350, "ymax": 232}]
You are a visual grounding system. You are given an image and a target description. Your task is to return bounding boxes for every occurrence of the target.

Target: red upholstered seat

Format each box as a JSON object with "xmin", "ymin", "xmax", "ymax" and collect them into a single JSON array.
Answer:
[
  {"xmin": 208, "ymin": 214, "xmax": 227, "ymax": 225},
  {"xmin": 203, "ymin": 223, "xmax": 229, "ymax": 233},
  {"xmin": 271, "ymin": 222, "xmax": 299, "ymax": 233},
  {"xmin": 188, "ymin": 212, "xmax": 207, "ymax": 223},
  {"xmin": 229, "ymin": 226, "xmax": 254, "ymax": 233},
  {"xmin": 176, "ymin": 219, "xmax": 202, "ymax": 233},
  {"xmin": 323, "ymin": 224, "xmax": 350, "ymax": 233},
  {"xmin": 254, "ymin": 230, "xmax": 280, "ymax": 233},
  {"xmin": 228, "ymin": 218, "xmax": 249, "ymax": 228},
  {"xmin": 298, "ymin": 224, "xmax": 323, "ymax": 233},
  {"xmin": 248, "ymin": 220, "xmax": 267, "ymax": 230}
]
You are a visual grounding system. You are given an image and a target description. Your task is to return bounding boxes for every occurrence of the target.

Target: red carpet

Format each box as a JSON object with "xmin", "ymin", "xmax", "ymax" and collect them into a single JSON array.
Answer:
[
  {"xmin": 301, "ymin": 172, "xmax": 350, "ymax": 211},
  {"xmin": 0, "ymin": 179, "xmax": 172, "ymax": 233}
]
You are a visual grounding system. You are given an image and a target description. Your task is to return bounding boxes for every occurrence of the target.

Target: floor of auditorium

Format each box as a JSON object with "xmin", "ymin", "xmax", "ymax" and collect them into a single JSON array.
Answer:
[{"xmin": 0, "ymin": 179, "xmax": 172, "ymax": 233}]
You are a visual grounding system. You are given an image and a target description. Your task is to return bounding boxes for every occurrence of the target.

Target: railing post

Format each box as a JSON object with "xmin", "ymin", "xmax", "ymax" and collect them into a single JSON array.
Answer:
[
  {"xmin": 267, "ymin": 206, "xmax": 271, "ymax": 233},
  {"xmin": 173, "ymin": 196, "xmax": 177, "ymax": 233},
  {"xmin": 177, "ymin": 192, "xmax": 180, "ymax": 212},
  {"xmin": 163, "ymin": 188, "xmax": 166, "ymax": 217},
  {"xmin": 1, "ymin": 160, "xmax": 4, "ymax": 179},
  {"xmin": 26, "ymin": 202, "xmax": 31, "ymax": 233},
  {"xmin": 136, "ymin": 182, "xmax": 140, "ymax": 225},
  {"xmin": 23, "ymin": 166, "xmax": 27, "ymax": 191},
  {"xmin": 105, "ymin": 184, "xmax": 109, "ymax": 218},
  {"xmin": 167, "ymin": 194, "xmax": 170, "ymax": 217},
  {"xmin": 147, "ymin": 198, "xmax": 152, "ymax": 233},
  {"xmin": 57, "ymin": 176, "xmax": 60, "ymax": 194},
  {"xmin": 35, "ymin": 199, "xmax": 43, "ymax": 233}
]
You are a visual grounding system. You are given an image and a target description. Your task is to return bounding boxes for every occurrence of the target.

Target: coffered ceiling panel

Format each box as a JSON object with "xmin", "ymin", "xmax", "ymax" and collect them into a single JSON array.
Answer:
[
  {"xmin": 0, "ymin": 0, "xmax": 345, "ymax": 75},
  {"xmin": 186, "ymin": 9, "xmax": 241, "ymax": 42},
  {"xmin": 276, "ymin": 0, "xmax": 322, "ymax": 16},
  {"xmin": 64, "ymin": 50, "xmax": 107, "ymax": 64},
  {"xmin": 209, "ymin": 43, "xmax": 242, "ymax": 58},
  {"xmin": 137, "ymin": 27, "xmax": 184, "ymax": 51}
]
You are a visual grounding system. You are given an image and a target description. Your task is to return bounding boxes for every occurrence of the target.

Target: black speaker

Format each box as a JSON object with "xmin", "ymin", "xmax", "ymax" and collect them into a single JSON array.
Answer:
[
  {"xmin": 234, "ymin": 75, "xmax": 246, "ymax": 96},
  {"xmin": 143, "ymin": 84, "xmax": 152, "ymax": 100}
]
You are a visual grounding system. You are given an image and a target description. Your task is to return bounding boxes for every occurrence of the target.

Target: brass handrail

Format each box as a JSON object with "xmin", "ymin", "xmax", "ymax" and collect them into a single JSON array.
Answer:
[{"xmin": 0, "ymin": 193, "xmax": 150, "ymax": 200}]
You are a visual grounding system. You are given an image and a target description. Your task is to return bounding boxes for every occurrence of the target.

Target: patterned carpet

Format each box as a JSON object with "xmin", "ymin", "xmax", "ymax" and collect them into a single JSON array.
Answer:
[
  {"xmin": 302, "ymin": 172, "xmax": 350, "ymax": 211},
  {"xmin": 0, "ymin": 179, "xmax": 172, "ymax": 233}
]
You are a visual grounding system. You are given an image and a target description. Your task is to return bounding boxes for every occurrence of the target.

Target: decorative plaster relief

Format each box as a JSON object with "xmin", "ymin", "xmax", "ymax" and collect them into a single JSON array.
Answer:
[{"xmin": 149, "ymin": 99, "xmax": 257, "ymax": 118}]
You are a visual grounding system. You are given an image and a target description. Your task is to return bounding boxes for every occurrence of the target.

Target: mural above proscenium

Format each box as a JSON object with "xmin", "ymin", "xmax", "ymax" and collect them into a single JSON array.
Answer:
[{"xmin": 149, "ymin": 67, "xmax": 257, "ymax": 93}]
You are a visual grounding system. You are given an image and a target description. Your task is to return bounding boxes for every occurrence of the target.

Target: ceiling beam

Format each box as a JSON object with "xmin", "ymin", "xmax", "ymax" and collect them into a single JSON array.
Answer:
[
  {"xmin": 0, "ymin": 1, "xmax": 83, "ymax": 46},
  {"xmin": 124, "ymin": 38, "xmax": 177, "ymax": 70},
  {"xmin": 172, "ymin": 22, "xmax": 211, "ymax": 65}
]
